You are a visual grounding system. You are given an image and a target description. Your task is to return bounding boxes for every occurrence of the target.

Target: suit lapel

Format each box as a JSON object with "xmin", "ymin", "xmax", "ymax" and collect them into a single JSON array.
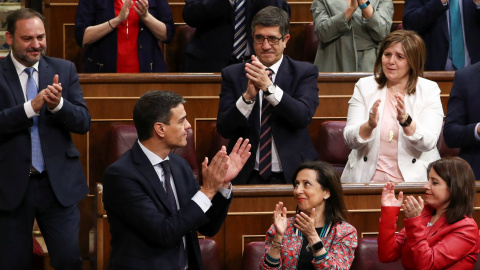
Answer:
[
  {"xmin": 131, "ymin": 142, "xmax": 176, "ymax": 214},
  {"xmin": 274, "ymin": 57, "xmax": 293, "ymax": 95},
  {"xmin": 2, "ymin": 54, "xmax": 25, "ymax": 105},
  {"xmin": 38, "ymin": 57, "xmax": 53, "ymax": 91}
]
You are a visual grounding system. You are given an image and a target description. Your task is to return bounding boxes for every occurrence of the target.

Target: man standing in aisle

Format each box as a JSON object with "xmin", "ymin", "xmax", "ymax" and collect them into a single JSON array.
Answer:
[{"xmin": 0, "ymin": 8, "xmax": 91, "ymax": 270}]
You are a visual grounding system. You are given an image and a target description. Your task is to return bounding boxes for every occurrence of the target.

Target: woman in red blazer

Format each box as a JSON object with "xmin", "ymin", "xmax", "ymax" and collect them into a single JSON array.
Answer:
[{"xmin": 378, "ymin": 157, "xmax": 479, "ymax": 269}]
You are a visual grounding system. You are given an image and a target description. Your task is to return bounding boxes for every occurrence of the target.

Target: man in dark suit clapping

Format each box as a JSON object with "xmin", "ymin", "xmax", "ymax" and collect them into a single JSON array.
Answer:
[
  {"xmin": 217, "ymin": 6, "xmax": 319, "ymax": 185},
  {"xmin": 0, "ymin": 8, "xmax": 91, "ymax": 270},
  {"xmin": 103, "ymin": 90, "xmax": 251, "ymax": 269}
]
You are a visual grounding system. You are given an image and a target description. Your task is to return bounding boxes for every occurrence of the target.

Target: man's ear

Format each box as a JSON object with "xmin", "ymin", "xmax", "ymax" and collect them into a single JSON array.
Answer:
[
  {"xmin": 283, "ymin": 34, "xmax": 290, "ymax": 47},
  {"xmin": 154, "ymin": 122, "xmax": 165, "ymax": 138},
  {"xmin": 5, "ymin": 31, "xmax": 13, "ymax": 46}
]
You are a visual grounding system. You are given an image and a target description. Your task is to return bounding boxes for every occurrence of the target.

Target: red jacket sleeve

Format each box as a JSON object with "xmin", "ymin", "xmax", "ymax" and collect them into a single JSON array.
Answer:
[{"xmin": 378, "ymin": 206, "xmax": 406, "ymax": 262}]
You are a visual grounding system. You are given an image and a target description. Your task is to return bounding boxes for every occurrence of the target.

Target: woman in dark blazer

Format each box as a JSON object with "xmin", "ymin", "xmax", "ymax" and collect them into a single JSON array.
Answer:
[{"xmin": 75, "ymin": 0, "xmax": 175, "ymax": 73}]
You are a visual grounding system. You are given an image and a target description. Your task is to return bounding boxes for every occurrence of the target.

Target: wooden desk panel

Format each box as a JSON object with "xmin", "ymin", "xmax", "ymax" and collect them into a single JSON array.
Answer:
[{"xmin": 95, "ymin": 183, "xmax": 480, "ymax": 270}]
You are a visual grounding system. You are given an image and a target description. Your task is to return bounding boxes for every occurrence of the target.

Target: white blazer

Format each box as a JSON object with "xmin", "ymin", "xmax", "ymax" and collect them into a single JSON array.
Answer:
[{"xmin": 341, "ymin": 76, "xmax": 444, "ymax": 183}]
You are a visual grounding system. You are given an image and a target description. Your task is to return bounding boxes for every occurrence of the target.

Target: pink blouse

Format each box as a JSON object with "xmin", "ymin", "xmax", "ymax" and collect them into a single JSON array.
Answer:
[{"xmin": 370, "ymin": 90, "xmax": 404, "ymax": 183}]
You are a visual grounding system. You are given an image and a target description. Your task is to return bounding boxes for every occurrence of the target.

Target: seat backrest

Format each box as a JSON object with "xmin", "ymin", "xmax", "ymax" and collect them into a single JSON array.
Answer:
[
  {"xmin": 303, "ymin": 23, "xmax": 319, "ymax": 64},
  {"xmin": 199, "ymin": 239, "xmax": 221, "ymax": 270},
  {"xmin": 209, "ymin": 128, "xmax": 230, "ymax": 160},
  {"xmin": 108, "ymin": 125, "xmax": 199, "ymax": 179},
  {"xmin": 316, "ymin": 121, "xmax": 350, "ymax": 177},
  {"xmin": 350, "ymin": 238, "xmax": 404, "ymax": 270},
  {"xmin": 241, "ymin": 241, "xmax": 265, "ymax": 270},
  {"xmin": 437, "ymin": 122, "xmax": 460, "ymax": 158}
]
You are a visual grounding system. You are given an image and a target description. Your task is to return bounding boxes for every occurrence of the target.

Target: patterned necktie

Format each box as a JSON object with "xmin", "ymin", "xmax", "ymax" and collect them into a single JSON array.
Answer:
[
  {"xmin": 25, "ymin": 67, "xmax": 44, "ymax": 173},
  {"xmin": 259, "ymin": 68, "xmax": 274, "ymax": 179},
  {"xmin": 233, "ymin": 0, "xmax": 247, "ymax": 60},
  {"xmin": 160, "ymin": 160, "xmax": 186, "ymax": 269},
  {"xmin": 449, "ymin": 0, "xmax": 465, "ymax": 69}
]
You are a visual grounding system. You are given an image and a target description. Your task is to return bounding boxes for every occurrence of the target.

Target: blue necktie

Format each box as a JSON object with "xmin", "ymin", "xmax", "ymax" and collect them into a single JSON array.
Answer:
[
  {"xmin": 449, "ymin": 0, "xmax": 465, "ymax": 69},
  {"xmin": 25, "ymin": 67, "xmax": 44, "ymax": 173},
  {"xmin": 233, "ymin": 0, "xmax": 247, "ymax": 60},
  {"xmin": 258, "ymin": 69, "xmax": 274, "ymax": 179}
]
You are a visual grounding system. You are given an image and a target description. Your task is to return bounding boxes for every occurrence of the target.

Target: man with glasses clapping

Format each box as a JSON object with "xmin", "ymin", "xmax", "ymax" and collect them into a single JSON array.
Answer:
[{"xmin": 217, "ymin": 6, "xmax": 320, "ymax": 185}]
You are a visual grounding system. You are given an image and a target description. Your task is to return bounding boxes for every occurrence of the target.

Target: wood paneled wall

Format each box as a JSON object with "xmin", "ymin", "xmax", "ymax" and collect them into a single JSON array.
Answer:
[{"xmin": 42, "ymin": 0, "xmax": 406, "ymax": 72}]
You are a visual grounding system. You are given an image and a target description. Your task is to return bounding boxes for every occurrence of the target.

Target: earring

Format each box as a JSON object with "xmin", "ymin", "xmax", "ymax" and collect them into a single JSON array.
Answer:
[{"xmin": 324, "ymin": 197, "xmax": 328, "ymax": 200}]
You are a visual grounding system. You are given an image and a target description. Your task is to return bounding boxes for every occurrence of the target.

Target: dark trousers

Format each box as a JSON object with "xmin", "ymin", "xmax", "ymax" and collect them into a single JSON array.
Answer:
[
  {"xmin": 0, "ymin": 172, "xmax": 82, "ymax": 270},
  {"xmin": 247, "ymin": 170, "xmax": 287, "ymax": 184}
]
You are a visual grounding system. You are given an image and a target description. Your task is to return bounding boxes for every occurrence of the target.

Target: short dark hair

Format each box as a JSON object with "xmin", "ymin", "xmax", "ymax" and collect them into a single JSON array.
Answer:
[
  {"xmin": 6, "ymin": 8, "xmax": 45, "ymax": 35},
  {"xmin": 427, "ymin": 157, "xmax": 476, "ymax": 224},
  {"xmin": 374, "ymin": 30, "xmax": 426, "ymax": 95},
  {"xmin": 251, "ymin": 6, "xmax": 289, "ymax": 36},
  {"xmin": 292, "ymin": 161, "xmax": 348, "ymax": 225},
  {"xmin": 133, "ymin": 91, "xmax": 185, "ymax": 141}
]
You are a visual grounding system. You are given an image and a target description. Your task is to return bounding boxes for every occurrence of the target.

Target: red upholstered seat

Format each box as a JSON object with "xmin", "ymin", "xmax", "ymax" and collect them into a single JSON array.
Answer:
[
  {"xmin": 108, "ymin": 125, "xmax": 199, "ymax": 179},
  {"xmin": 316, "ymin": 121, "xmax": 350, "ymax": 177},
  {"xmin": 199, "ymin": 239, "xmax": 221, "ymax": 270},
  {"xmin": 241, "ymin": 241, "xmax": 265, "ymax": 270},
  {"xmin": 303, "ymin": 23, "xmax": 319, "ymax": 64},
  {"xmin": 350, "ymin": 238, "xmax": 404, "ymax": 270},
  {"xmin": 437, "ymin": 122, "xmax": 460, "ymax": 158}
]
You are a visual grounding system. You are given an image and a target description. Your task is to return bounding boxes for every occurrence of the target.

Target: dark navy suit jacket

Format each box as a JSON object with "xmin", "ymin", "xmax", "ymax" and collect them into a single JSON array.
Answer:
[
  {"xmin": 75, "ymin": 0, "xmax": 175, "ymax": 73},
  {"xmin": 444, "ymin": 62, "xmax": 480, "ymax": 179},
  {"xmin": 0, "ymin": 55, "xmax": 90, "ymax": 211},
  {"xmin": 403, "ymin": 0, "xmax": 480, "ymax": 71},
  {"xmin": 103, "ymin": 142, "xmax": 231, "ymax": 269},
  {"xmin": 217, "ymin": 56, "xmax": 319, "ymax": 184},
  {"xmin": 182, "ymin": 0, "xmax": 290, "ymax": 72}
]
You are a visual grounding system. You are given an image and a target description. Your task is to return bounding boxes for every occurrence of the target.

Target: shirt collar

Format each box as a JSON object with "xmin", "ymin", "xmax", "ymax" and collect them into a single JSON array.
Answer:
[
  {"xmin": 265, "ymin": 55, "xmax": 283, "ymax": 75},
  {"xmin": 137, "ymin": 140, "xmax": 169, "ymax": 166},
  {"xmin": 10, "ymin": 53, "xmax": 40, "ymax": 76}
]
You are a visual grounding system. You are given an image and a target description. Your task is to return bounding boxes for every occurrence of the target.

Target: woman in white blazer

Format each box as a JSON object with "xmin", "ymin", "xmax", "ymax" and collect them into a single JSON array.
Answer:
[{"xmin": 341, "ymin": 31, "xmax": 444, "ymax": 183}]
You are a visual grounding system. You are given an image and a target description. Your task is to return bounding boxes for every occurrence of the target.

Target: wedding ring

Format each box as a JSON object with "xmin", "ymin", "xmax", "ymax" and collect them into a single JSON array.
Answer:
[{"xmin": 369, "ymin": 109, "xmax": 374, "ymax": 115}]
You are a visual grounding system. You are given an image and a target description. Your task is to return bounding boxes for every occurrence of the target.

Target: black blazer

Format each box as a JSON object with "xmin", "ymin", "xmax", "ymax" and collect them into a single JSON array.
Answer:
[
  {"xmin": 217, "ymin": 56, "xmax": 320, "ymax": 184},
  {"xmin": 444, "ymin": 62, "xmax": 480, "ymax": 179},
  {"xmin": 103, "ymin": 142, "xmax": 231, "ymax": 269},
  {"xmin": 182, "ymin": 0, "xmax": 290, "ymax": 72},
  {"xmin": 403, "ymin": 0, "xmax": 480, "ymax": 71},
  {"xmin": 0, "ymin": 55, "xmax": 90, "ymax": 211}
]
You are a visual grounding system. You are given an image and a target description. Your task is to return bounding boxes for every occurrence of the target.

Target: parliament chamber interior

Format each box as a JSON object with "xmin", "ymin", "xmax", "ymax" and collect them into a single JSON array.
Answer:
[{"xmin": 24, "ymin": 0, "xmax": 480, "ymax": 269}]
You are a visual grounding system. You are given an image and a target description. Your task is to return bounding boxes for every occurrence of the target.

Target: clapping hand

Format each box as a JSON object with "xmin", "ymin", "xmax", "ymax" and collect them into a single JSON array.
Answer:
[
  {"xmin": 273, "ymin": 201, "xmax": 287, "ymax": 236},
  {"xmin": 223, "ymin": 138, "xmax": 251, "ymax": 185},
  {"xmin": 368, "ymin": 99, "xmax": 381, "ymax": 129},
  {"xmin": 381, "ymin": 182, "xmax": 403, "ymax": 207},
  {"xmin": 402, "ymin": 195, "xmax": 424, "ymax": 219}
]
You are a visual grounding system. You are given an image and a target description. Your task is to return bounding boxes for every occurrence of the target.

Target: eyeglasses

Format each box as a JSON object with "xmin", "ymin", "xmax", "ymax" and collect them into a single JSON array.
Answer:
[{"xmin": 253, "ymin": 35, "xmax": 284, "ymax": 45}]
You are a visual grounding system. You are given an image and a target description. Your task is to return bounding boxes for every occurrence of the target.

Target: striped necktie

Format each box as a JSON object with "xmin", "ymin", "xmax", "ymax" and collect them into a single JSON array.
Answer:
[
  {"xmin": 233, "ymin": 0, "xmax": 247, "ymax": 60},
  {"xmin": 259, "ymin": 68, "xmax": 274, "ymax": 179},
  {"xmin": 25, "ymin": 67, "xmax": 44, "ymax": 173}
]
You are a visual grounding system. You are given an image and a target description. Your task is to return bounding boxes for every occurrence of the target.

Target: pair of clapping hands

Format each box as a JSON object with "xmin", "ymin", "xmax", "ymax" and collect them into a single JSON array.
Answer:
[{"xmin": 382, "ymin": 182, "xmax": 424, "ymax": 219}]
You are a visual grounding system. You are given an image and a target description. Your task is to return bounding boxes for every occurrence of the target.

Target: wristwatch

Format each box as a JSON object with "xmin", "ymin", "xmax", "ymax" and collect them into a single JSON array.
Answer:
[
  {"xmin": 400, "ymin": 114, "xmax": 412, "ymax": 127},
  {"xmin": 306, "ymin": 240, "xmax": 324, "ymax": 253},
  {"xmin": 242, "ymin": 92, "xmax": 256, "ymax": 104},
  {"xmin": 263, "ymin": 84, "xmax": 276, "ymax": 96}
]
